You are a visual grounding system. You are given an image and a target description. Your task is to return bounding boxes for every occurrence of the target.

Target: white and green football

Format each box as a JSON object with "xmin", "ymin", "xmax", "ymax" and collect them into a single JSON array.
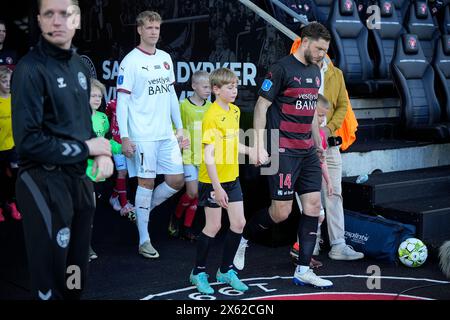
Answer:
[{"xmin": 398, "ymin": 238, "xmax": 428, "ymax": 267}]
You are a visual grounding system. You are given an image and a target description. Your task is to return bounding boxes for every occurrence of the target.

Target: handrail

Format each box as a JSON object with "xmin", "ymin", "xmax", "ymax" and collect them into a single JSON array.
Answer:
[
  {"xmin": 270, "ymin": 0, "xmax": 309, "ymax": 27},
  {"xmin": 238, "ymin": 0, "xmax": 298, "ymax": 40}
]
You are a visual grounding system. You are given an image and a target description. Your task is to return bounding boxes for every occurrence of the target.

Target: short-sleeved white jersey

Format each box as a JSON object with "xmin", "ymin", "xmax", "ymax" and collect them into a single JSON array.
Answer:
[{"xmin": 117, "ymin": 47, "xmax": 176, "ymax": 141}]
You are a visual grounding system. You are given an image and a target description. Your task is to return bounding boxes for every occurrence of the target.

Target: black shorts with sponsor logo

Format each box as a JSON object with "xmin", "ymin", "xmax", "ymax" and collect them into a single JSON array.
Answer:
[
  {"xmin": 198, "ymin": 178, "xmax": 243, "ymax": 208},
  {"xmin": 268, "ymin": 152, "xmax": 321, "ymax": 201}
]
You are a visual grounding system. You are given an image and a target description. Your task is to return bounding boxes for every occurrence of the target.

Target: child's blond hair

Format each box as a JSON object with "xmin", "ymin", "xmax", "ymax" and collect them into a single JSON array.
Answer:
[
  {"xmin": 317, "ymin": 93, "xmax": 330, "ymax": 109},
  {"xmin": 209, "ymin": 68, "xmax": 238, "ymax": 88},
  {"xmin": 191, "ymin": 70, "xmax": 210, "ymax": 85},
  {"xmin": 90, "ymin": 78, "xmax": 106, "ymax": 97}
]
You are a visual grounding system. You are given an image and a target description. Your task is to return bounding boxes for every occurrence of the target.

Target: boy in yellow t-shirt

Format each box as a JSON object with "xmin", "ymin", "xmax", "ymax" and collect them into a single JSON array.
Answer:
[
  {"xmin": 189, "ymin": 68, "xmax": 256, "ymax": 295},
  {"xmin": 0, "ymin": 66, "xmax": 21, "ymax": 222},
  {"xmin": 168, "ymin": 71, "xmax": 211, "ymax": 241}
]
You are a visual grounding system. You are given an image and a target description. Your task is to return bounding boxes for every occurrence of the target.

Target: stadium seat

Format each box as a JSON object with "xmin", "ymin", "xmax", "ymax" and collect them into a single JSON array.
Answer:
[
  {"xmin": 432, "ymin": 34, "xmax": 450, "ymax": 121},
  {"xmin": 440, "ymin": 4, "xmax": 450, "ymax": 34},
  {"xmin": 312, "ymin": 0, "xmax": 333, "ymax": 23},
  {"xmin": 405, "ymin": 0, "xmax": 440, "ymax": 62},
  {"xmin": 372, "ymin": 0, "xmax": 406, "ymax": 80},
  {"xmin": 328, "ymin": 0, "xmax": 375, "ymax": 93},
  {"xmin": 392, "ymin": 0, "xmax": 409, "ymax": 21},
  {"xmin": 391, "ymin": 33, "xmax": 449, "ymax": 140}
]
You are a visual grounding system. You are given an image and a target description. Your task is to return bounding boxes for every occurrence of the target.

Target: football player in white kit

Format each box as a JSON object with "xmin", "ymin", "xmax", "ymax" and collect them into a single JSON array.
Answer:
[{"xmin": 116, "ymin": 11, "xmax": 187, "ymax": 259}]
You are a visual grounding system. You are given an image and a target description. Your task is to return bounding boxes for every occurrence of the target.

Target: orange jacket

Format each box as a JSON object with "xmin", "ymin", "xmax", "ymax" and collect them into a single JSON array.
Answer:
[{"xmin": 290, "ymin": 38, "xmax": 358, "ymax": 151}]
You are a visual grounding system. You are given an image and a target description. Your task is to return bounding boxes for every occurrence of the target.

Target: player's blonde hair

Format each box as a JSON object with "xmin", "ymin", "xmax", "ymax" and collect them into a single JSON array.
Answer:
[
  {"xmin": 90, "ymin": 78, "xmax": 106, "ymax": 97},
  {"xmin": 136, "ymin": 11, "xmax": 162, "ymax": 27},
  {"xmin": 191, "ymin": 70, "xmax": 210, "ymax": 85},
  {"xmin": 0, "ymin": 66, "xmax": 12, "ymax": 80},
  {"xmin": 209, "ymin": 68, "xmax": 238, "ymax": 88}
]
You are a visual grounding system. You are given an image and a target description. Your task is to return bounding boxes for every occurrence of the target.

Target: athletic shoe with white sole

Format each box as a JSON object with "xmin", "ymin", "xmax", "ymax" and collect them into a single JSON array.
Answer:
[
  {"xmin": 329, "ymin": 244, "xmax": 364, "ymax": 261},
  {"xmin": 139, "ymin": 240, "xmax": 159, "ymax": 259},
  {"xmin": 233, "ymin": 241, "xmax": 248, "ymax": 271},
  {"xmin": 293, "ymin": 269, "xmax": 333, "ymax": 289},
  {"xmin": 109, "ymin": 195, "xmax": 121, "ymax": 211}
]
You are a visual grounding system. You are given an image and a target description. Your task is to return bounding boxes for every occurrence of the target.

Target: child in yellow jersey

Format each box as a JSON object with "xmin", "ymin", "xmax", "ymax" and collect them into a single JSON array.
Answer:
[
  {"xmin": 0, "ymin": 66, "xmax": 21, "ymax": 222},
  {"xmin": 169, "ymin": 71, "xmax": 211, "ymax": 241},
  {"xmin": 189, "ymin": 68, "xmax": 256, "ymax": 295}
]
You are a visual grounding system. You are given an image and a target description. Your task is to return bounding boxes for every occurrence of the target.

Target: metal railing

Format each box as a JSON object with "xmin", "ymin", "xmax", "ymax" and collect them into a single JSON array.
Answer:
[
  {"xmin": 270, "ymin": 0, "xmax": 309, "ymax": 26},
  {"xmin": 238, "ymin": 0, "xmax": 298, "ymax": 40}
]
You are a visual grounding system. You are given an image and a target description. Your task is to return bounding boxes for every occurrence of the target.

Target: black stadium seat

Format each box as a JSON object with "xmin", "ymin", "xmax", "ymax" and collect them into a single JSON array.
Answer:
[
  {"xmin": 441, "ymin": 3, "xmax": 450, "ymax": 34},
  {"xmin": 391, "ymin": 33, "xmax": 449, "ymax": 140},
  {"xmin": 372, "ymin": 0, "xmax": 406, "ymax": 80},
  {"xmin": 312, "ymin": 0, "xmax": 333, "ymax": 23},
  {"xmin": 328, "ymin": 0, "xmax": 375, "ymax": 93},
  {"xmin": 432, "ymin": 35, "xmax": 450, "ymax": 121},
  {"xmin": 392, "ymin": 0, "xmax": 409, "ymax": 21},
  {"xmin": 405, "ymin": 0, "xmax": 440, "ymax": 62}
]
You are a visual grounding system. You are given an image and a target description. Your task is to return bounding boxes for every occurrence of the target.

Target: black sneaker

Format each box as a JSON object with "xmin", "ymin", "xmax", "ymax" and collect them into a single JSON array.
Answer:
[
  {"xmin": 168, "ymin": 217, "xmax": 180, "ymax": 238},
  {"xmin": 181, "ymin": 227, "xmax": 197, "ymax": 242}
]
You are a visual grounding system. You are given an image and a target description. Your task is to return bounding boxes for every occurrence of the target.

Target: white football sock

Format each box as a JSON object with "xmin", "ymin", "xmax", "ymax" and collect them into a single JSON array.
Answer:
[
  {"xmin": 150, "ymin": 182, "xmax": 178, "ymax": 211},
  {"xmin": 135, "ymin": 186, "xmax": 153, "ymax": 246}
]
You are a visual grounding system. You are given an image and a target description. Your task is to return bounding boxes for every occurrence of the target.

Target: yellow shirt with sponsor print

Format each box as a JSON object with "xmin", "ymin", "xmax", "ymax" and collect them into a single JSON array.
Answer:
[
  {"xmin": 199, "ymin": 102, "xmax": 240, "ymax": 184},
  {"xmin": 0, "ymin": 95, "xmax": 14, "ymax": 151},
  {"xmin": 180, "ymin": 97, "xmax": 211, "ymax": 165}
]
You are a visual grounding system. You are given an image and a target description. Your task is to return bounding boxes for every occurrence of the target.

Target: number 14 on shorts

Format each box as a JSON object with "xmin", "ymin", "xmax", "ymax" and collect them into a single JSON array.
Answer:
[{"xmin": 279, "ymin": 173, "xmax": 292, "ymax": 189}]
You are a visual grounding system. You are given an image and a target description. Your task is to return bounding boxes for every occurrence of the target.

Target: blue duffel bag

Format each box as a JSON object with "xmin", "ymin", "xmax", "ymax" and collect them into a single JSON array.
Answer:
[{"xmin": 344, "ymin": 210, "xmax": 416, "ymax": 264}]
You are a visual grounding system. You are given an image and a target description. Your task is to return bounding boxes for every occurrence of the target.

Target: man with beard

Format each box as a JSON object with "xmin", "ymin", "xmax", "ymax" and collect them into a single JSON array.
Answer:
[{"xmin": 234, "ymin": 22, "xmax": 333, "ymax": 288}]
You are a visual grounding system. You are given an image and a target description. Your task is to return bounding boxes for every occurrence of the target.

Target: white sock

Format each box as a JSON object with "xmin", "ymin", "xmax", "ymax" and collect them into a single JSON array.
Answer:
[
  {"xmin": 296, "ymin": 265, "xmax": 310, "ymax": 275},
  {"xmin": 240, "ymin": 237, "xmax": 248, "ymax": 245},
  {"xmin": 150, "ymin": 182, "xmax": 178, "ymax": 211},
  {"xmin": 135, "ymin": 186, "xmax": 153, "ymax": 246}
]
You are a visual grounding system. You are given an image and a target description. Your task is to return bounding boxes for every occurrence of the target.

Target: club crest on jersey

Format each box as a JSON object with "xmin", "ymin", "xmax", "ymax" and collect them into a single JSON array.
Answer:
[
  {"xmin": 261, "ymin": 79, "xmax": 273, "ymax": 92},
  {"xmin": 57, "ymin": 228, "xmax": 70, "ymax": 248},
  {"xmin": 118, "ymin": 75, "xmax": 124, "ymax": 85},
  {"xmin": 315, "ymin": 76, "xmax": 321, "ymax": 88},
  {"xmin": 78, "ymin": 72, "xmax": 87, "ymax": 90},
  {"xmin": 6, "ymin": 57, "xmax": 13, "ymax": 65},
  {"xmin": 164, "ymin": 62, "xmax": 170, "ymax": 70}
]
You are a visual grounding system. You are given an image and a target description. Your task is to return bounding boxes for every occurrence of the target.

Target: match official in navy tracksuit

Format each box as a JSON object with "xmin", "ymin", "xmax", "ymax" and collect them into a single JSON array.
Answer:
[{"xmin": 11, "ymin": 0, "xmax": 113, "ymax": 300}]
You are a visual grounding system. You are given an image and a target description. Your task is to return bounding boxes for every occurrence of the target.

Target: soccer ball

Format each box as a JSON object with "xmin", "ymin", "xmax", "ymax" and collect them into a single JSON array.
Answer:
[{"xmin": 398, "ymin": 238, "xmax": 428, "ymax": 267}]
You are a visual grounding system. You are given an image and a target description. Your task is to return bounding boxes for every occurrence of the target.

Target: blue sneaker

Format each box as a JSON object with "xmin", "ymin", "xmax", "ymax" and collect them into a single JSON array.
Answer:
[
  {"xmin": 216, "ymin": 269, "xmax": 249, "ymax": 292},
  {"xmin": 190, "ymin": 271, "xmax": 214, "ymax": 295}
]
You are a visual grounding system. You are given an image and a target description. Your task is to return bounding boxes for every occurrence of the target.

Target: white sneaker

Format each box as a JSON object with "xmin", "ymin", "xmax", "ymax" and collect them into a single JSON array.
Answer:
[
  {"xmin": 293, "ymin": 269, "xmax": 333, "ymax": 289},
  {"xmin": 139, "ymin": 240, "xmax": 159, "ymax": 259},
  {"xmin": 120, "ymin": 202, "xmax": 135, "ymax": 216},
  {"xmin": 109, "ymin": 195, "xmax": 121, "ymax": 211},
  {"xmin": 313, "ymin": 237, "xmax": 322, "ymax": 256},
  {"xmin": 233, "ymin": 241, "xmax": 248, "ymax": 271},
  {"xmin": 329, "ymin": 244, "xmax": 364, "ymax": 261}
]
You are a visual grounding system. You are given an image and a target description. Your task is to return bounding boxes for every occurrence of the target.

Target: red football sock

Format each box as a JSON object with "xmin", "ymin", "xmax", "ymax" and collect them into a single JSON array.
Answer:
[
  {"xmin": 115, "ymin": 178, "xmax": 127, "ymax": 207},
  {"xmin": 184, "ymin": 198, "xmax": 198, "ymax": 227},
  {"xmin": 176, "ymin": 193, "xmax": 194, "ymax": 219}
]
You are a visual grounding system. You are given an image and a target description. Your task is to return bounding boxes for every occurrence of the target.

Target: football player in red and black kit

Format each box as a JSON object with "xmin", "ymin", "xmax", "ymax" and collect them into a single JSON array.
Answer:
[{"xmin": 234, "ymin": 22, "xmax": 333, "ymax": 289}]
